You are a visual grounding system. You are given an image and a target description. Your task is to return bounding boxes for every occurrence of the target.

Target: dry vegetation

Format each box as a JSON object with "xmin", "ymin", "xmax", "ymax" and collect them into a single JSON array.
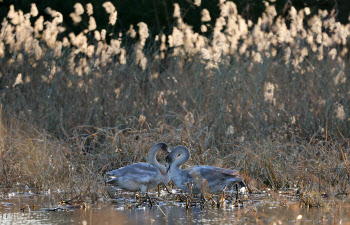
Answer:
[{"xmin": 0, "ymin": 1, "xmax": 349, "ymax": 197}]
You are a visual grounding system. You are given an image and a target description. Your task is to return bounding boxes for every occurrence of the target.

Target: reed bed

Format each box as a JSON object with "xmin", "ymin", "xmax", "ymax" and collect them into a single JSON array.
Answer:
[{"xmin": 0, "ymin": 1, "xmax": 349, "ymax": 197}]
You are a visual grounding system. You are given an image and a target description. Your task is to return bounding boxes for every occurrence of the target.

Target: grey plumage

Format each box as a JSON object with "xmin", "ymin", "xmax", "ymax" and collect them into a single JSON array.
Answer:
[
  {"xmin": 166, "ymin": 146, "xmax": 244, "ymax": 194},
  {"xmin": 106, "ymin": 163, "xmax": 169, "ymax": 192},
  {"xmin": 106, "ymin": 142, "xmax": 170, "ymax": 193}
]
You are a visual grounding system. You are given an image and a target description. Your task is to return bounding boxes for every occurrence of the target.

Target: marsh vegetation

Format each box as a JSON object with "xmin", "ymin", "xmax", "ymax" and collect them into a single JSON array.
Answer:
[{"xmin": 0, "ymin": 2, "xmax": 349, "ymax": 221}]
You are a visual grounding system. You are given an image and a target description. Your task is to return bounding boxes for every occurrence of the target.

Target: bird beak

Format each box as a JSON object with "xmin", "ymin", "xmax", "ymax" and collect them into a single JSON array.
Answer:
[
  {"xmin": 166, "ymin": 162, "xmax": 171, "ymax": 173},
  {"xmin": 166, "ymin": 147, "xmax": 171, "ymax": 153}
]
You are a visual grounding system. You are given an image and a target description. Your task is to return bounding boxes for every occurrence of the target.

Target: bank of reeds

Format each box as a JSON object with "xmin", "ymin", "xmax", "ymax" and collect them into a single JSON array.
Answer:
[
  {"xmin": 1, "ymin": 115, "xmax": 349, "ymax": 197},
  {"xmin": 0, "ymin": 2, "xmax": 349, "ymax": 194}
]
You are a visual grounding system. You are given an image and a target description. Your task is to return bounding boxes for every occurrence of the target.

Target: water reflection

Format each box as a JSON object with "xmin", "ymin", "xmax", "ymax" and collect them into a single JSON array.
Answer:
[
  {"xmin": 1, "ymin": 189, "xmax": 349, "ymax": 225},
  {"xmin": 2, "ymin": 206, "xmax": 129, "ymax": 225}
]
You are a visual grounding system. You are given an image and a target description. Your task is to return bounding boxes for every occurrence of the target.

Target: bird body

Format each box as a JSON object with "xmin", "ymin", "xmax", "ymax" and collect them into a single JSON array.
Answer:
[
  {"xmin": 106, "ymin": 143, "xmax": 170, "ymax": 193},
  {"xmin": 107, "ymin": 162, "xmax": 170, "ymax": 192},
  {"xmin": 166, "ymin": 146, "xmax": 243, "ymax": 194}
]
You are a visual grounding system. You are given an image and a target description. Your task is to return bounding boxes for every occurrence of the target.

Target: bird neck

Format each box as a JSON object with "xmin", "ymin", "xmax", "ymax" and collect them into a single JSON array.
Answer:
[
  {"xmin": 170, "ymin": 146, "xmax": 190, "ymax": 172},
  {"xmin": 148, "ymin": 145, "xmax": 167, "ymax": 175}
]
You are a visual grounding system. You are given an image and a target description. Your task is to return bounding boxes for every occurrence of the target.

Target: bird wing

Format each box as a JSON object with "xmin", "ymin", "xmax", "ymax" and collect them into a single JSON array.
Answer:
[
  {"xmin": 183, "ymin": 165, "xmax": 242, "ymax": 193},
  {"xmin": 185, "ymin": 166, "xmax": 241, "ymax": 182},
  {"xmin": 210, "ymin": 167, "xmax": 240, "ymax": 176},
  {"xmin": 106, "ymin": 163, "xmax": 162, "ymax": 184}
]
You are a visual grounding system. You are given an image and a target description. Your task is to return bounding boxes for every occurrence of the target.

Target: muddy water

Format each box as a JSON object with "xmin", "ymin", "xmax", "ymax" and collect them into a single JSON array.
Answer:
[{"xmin": 1, "ymin": 188, "xmax": 349, "ymax": 225}]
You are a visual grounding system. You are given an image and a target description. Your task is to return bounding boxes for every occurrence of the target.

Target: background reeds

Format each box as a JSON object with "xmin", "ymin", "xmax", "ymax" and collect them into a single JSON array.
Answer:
[{"xmin": 0, "ymin": 2, "xmax": 349, "ymax": 195}]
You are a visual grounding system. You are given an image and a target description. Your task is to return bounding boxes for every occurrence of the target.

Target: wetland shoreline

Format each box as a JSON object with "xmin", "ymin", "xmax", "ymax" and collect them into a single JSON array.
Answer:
[{"xmin": 0, "ymin": 3, "xmax": 349, "ymax": 223}]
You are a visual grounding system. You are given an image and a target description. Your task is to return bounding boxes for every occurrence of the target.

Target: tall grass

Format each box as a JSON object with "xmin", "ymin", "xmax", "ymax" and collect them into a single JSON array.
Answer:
[{"xmin": 0, "ymin": 2, "xmax": 349, "ymax": 194}]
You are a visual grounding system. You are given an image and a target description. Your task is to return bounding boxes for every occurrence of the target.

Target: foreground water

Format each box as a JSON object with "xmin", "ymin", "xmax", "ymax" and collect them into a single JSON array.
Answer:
[{"xmin": 1, "ymin": 188, "xmax": 349, "ymax": 224}]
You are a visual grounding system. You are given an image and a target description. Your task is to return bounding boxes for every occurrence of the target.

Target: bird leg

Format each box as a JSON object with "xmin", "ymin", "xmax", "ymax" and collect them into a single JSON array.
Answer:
[
  {"xmin": 232, "ymin": 183, "xmax": 244, "ymax": 207},
  {"xmin": 235, "ymin": 183, "xmax": 238, "ymax": 201},
  {"xmin": 148, "ymin": 194, "xmax": 153, "ymax": 207}
]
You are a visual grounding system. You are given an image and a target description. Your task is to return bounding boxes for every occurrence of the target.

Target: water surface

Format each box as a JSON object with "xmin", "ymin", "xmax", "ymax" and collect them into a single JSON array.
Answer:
[{"xmin": 1, "ymin": 188, "xmax": 349, "ymax": 224}]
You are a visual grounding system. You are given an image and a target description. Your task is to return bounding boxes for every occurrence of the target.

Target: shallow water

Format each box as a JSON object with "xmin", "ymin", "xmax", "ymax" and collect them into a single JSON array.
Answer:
[{"xmin": 1, "ymin": 188, "xmax": 349, "ymax": 225}]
